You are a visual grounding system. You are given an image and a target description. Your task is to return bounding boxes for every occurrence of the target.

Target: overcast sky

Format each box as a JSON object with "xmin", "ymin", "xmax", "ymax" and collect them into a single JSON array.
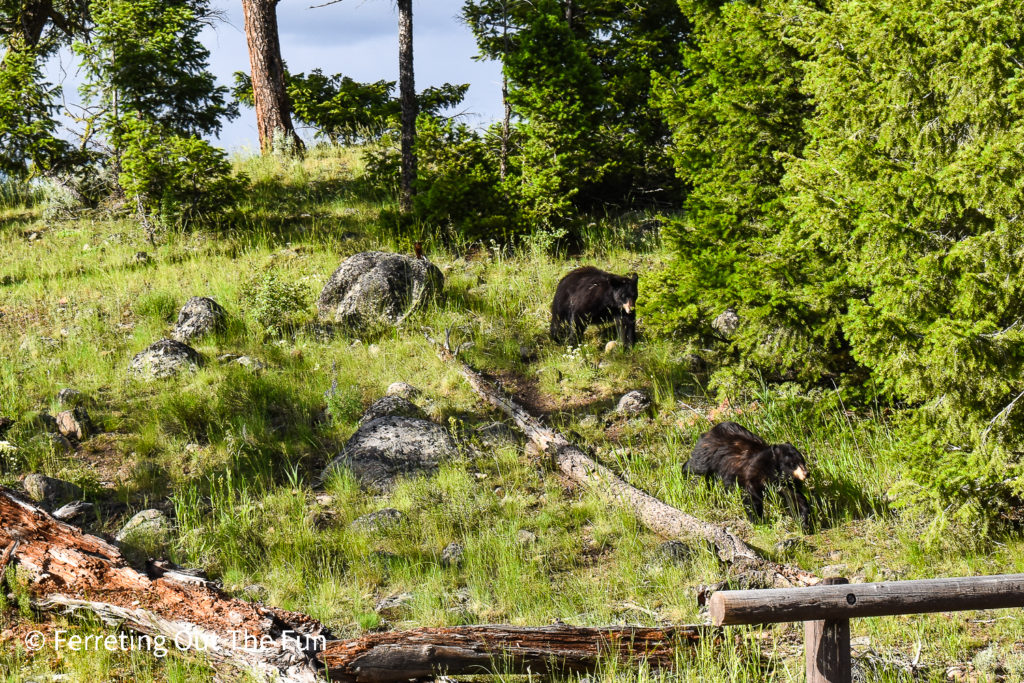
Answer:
[{"xmin": 47, "ymin": 0, "xmax": 504, "ymax": 152}]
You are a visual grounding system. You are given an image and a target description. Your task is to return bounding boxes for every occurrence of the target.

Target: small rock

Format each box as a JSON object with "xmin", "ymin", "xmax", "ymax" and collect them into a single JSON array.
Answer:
[
  {"xmin": 23, "ymin": 473, "xmax": 82, "ymax": 506},
  {"xmin": 56, "ymin": 388, "xmax": 86, "ymax": 407},
  {"xmin": 827, "ymin": 550, "xmax": 843, "ymax": 562},
  {"xmin": 820, "ymin": 564, "xmax": 847, "ymax": 578},
  {"xmin": 171, "ymin": 297, "xmax": 227, "ymax": 342},
  {"xmin": 315, "ymin": 493, "xmax": 335, "ymax": 506},
  {"xmin": 115, "ymin": 509, "xmax": 172, "ymax": 543},
  {"xmin": 385, "ymin": 382, "xmax": 420, "ymax": 399},
  {"xmin": 27, "ymin": 411, "xmax": 58, "ymax": 433},
  {"xmin": 242, "ymin": 584, "xmax": 268, "ymax": 600},
  {"xmin": 351, "ymin": 508, "xmax": 405, "ymax": 532},
  {"xmin": 374, "ymin": 592, "xmax": 413, "ymax": 617},
  {"xmin": 616, "ymin": 390, "xmax": 652, "ymax": 416},
  {"xmin": 56, "ymin": 406, "xmax": 93, "ymax": 441},
  {"xmin": 233, "ymin": 356, "xmax": 266, "ymax": 371},
  {"xmin": 130, "ymin": 338, "xmax": 203, "ymax": 379},
  {"xmin": 773, "ymin": 538, "xmax": 802, "ymax": 554},
  {"xmin": 578, "ymin": 415, "xmax": 600, "ymax": 429},
  {"xmin": 441, "ymin": 542, "xmax": 464, "ymax": 568},
  {"xmin": 358, "ymin": 396, "xmax": 426, "ymax": 425},
  {"xmin": 604, "ymin": 340, "xmax": 619, "ymax": 354},
  {"xmin": 516, "ymin": 529, "xmax": 537, "ymax": 546},
  {"xmin": 53, "ymin": 501, "xmax": 94, "ymax": 521},
  {"xmin": 49, "ymin": 433, "xmax": 74, "ymax": 453},
  {"xmin": 711, "ymin": 309, "xmax": 740, "ymax": 338}
]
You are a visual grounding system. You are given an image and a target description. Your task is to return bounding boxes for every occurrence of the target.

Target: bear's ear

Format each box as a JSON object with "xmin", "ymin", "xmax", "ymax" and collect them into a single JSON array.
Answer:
[{"xmin": 629, "ymin": 272, "xmax": 638, "ymax": 283}]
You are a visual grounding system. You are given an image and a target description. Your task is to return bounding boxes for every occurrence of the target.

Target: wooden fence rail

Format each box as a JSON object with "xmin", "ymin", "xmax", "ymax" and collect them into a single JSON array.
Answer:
[{"xmin": 708, "ymin": 572, "xmax": 1024, "ymax": 683}]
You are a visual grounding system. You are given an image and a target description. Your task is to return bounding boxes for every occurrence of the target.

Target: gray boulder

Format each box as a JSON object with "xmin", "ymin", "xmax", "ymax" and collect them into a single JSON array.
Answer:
[
  {"xmin": 616, "ymin": 390, "xmax": 652, "ymax": 416},
  {"xmin": 23, "ymin": 473, "xmax": 82, "ymax": 506},
  {"xmin": 317, "ymin": 251, "xmax": 443, "ymax": 330},
  {"xmin": 441, "ymin": 542, "xmax": 465, "ymax": 568},
  {"xmin": 130, "ymin": 339, "xmax": 203, "ymax": 379},
  {"xmin": 172, "ymin": 297, "xmax": 226, "ymax": 342},
  {"xmin": 322, "ymin": 415, "xmax": 459, "ymax": 489},
  {"xmin": 711, "ymin": 308, "xmax": 740, "ymax": 338},
  {"xmin": 358, "ymin": 396, "xmax": 426, "ymax": 425}
]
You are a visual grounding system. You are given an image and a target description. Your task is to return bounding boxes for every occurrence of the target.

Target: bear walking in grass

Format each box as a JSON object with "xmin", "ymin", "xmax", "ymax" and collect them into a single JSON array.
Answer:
[
  {"xmin": 550, "ymin": 267, "xmax": 638, "ymax": 348},
  {"xmin": 683, "ymin": 421, "xmax": 811, "ymax": 529}
]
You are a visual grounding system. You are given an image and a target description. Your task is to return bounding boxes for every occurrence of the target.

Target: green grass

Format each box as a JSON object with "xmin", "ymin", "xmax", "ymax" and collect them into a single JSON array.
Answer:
[{"xmin": 1, "ymin": 146, "xmax": 1023, "ymax": 681}]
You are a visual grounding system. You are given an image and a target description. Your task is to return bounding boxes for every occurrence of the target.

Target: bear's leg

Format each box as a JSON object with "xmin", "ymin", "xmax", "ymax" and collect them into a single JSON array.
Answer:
[
  {"xmin": 785, "ymin": 481, "xmax": 812, "ymax": 530},
  {"xmin": 743, "ymin": 483, "xmax": 765, "ymax": 522}
]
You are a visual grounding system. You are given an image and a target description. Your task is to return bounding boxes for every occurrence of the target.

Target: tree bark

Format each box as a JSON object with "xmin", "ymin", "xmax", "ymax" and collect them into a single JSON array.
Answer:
[
  {"xmin": 432, "ymin": 335, "xmax": 819, "ymax": 589},
  {"xmin": 241, "ymin": 0, "xmax": 303, "ymax": 154},
  {"xmin": 397, "ymin": 0, "xmax": 417, "ymax": 213},
  {"xmin": 321, "ymin": 624, "xmax": 709, "ymax": 682},
  {"xmin": 1, "ymin": 486, "xmax": 714, "ymax": 681},
  {"xmin": 0, "ymin": 487, "xmax": 326, "ymax": 682}
]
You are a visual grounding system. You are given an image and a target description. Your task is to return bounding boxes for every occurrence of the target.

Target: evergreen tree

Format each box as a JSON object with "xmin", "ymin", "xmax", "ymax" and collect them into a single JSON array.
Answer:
[{"xmin": 75, "ymin": 0, "xmax": 236, "ymax": 143}]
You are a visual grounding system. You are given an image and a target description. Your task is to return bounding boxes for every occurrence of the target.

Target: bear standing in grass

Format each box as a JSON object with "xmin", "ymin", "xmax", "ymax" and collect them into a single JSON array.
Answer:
[
  {"xmin": 683, "ymin": 421, "xmax": 811, "ymax": 529},
  {"xmin": 550, "ymin": 267, "xmax": 638, "ymax": 348}
]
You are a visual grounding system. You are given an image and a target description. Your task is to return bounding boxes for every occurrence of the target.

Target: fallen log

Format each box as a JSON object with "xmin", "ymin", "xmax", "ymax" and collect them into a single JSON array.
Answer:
[
  {"xmin": 2, "ymin": 489, "xmax": 713, "ymax": 682},
  {"xmin": 320, "ymin": 624, "xmax": 709, "ymax": 683},
  {"xmin": 0, "ymin": 487, "xmax": 327, "ymax": 682},
  {"xmin": 432, "ymin": 331, "xmax": 818, "ymax": 589}
]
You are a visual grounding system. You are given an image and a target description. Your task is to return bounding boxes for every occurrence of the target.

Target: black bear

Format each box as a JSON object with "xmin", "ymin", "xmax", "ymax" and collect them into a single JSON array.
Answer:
[
  {"xmin": 683, "ymin": 421, "xmax": 811, "ymax": 528},
  {"xmin": 550, "ymin": 267, "xmax": 638, "ymax": 348}
]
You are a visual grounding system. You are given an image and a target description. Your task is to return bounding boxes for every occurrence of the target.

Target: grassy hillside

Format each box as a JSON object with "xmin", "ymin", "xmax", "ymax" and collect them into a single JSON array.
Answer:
[{"xmin": 2, "ymin": 149, "xmax": 1024, "ymax": 682}]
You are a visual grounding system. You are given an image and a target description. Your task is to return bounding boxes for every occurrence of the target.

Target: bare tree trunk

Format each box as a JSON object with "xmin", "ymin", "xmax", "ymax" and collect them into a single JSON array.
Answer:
[
  {"xmin": 499, "ymin": 2, "xmax": 511, "ymax": 180},
  {"xmin": 321, "ymin": 624, "xmax": 709, "ymax": 682},
  {"xmin": 432, "ymin": 335, "xmax": 819, "ymax": 590},
  {"xmin": 241, "ymin": 0, "xmax": 303, "ymax": 154},
  {"xmin": 397, "ymin": 0, "xmax": 417, "ymax": 213}
]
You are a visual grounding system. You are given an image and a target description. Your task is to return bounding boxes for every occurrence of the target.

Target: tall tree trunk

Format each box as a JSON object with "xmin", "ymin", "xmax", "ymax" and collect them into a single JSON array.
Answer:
[
  {"xmin": 397, "ymin": 0, "xmax": 416, "ymax": 213},
  {"xmin": 499, "ymin": 1, "xmax": 510, "ymax": 180},
  {"xmin": 241, "ymin": 0, "xmax": 303, "ymax": 154}
]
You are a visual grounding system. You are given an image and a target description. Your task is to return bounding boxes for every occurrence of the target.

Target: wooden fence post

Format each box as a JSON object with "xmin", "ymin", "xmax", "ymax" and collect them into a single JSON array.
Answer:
[{"xmin": 804, "ymin": 577, "xmax": 851, "ymax": 683}]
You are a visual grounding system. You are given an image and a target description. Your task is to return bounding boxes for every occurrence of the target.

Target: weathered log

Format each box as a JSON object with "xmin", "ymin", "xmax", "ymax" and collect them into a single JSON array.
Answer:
[
  {"xmin": 709, "ymin": 573, "xmax": 1024, "ymax": 626},
  {"xmin": 432, "ymin": 332, "xmax": 817, "ymax": 589},
  {"xmin": 320, "ymin": 624, "xmax": 710, "ymax": 683},
  {"xmin": 0, "ymin": 487, "xmax": 327, "ymax": 682}
]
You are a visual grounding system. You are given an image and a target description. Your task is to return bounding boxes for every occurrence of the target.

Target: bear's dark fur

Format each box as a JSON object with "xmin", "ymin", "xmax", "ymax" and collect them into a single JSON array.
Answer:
[
  {"xmin": 683, "ymin": 421, "xmax": 811, "ymax": 528},
  {"xmin": 550, "ymin": 267, "xmax": 638, "ymax": 348}
]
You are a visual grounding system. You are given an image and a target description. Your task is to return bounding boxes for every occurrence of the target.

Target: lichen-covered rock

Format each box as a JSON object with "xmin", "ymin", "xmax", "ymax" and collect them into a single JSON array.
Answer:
[
  {"xmin": 171, "ymin": 297, "xmax": 226, "ymax": 342},
  {"xmin": 321, "ymin": 415, "xmax": 458, "ymax": 489},
  {"xmin": 711, "ymin": 308, "xmax": 740, "ymax": 338},
  {"xmin": 441, "ymin": 542, "xmax": 464, "ymax": 568},
  {"xmin": 116, "ymin": 509, "xmax": 171, "ymax": 543},
  {"xmin": 317, "ymin": 251, "xmax": 443, "ymax": 330},
  {"xmin": 130, "ymin": 338, "xmax": 203, "ymax": 379},
  {"xmin": 350, "ymin": 508, "xmax": 405, "ymax": 532},
  {"xmin": 386, "ymin": 382, "xmax": 420, "ymax": 399},
  {"xmin": 23, "ymin": 473, "xmax": 82, "ymax": 506},
  {"xmin": 56, "ymin": 388, "xmax": 87, "ymax": 407},
  {"xmin": 616, "ymin": 390, "xmax": 652, "ymax": 416},
  {"xmin": 358, "ymin": 396, "xmax": 426, "ymax": 425}
]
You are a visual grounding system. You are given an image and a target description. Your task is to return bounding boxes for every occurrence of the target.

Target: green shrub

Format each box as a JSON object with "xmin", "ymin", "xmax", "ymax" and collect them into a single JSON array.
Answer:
[
  {"xmin": 239, "ymin": 269, "xmax": 311, "ymax": 337},
  {"xmin": 119, "ymin": 115, "xmax": 245, "ymax": 228}
]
